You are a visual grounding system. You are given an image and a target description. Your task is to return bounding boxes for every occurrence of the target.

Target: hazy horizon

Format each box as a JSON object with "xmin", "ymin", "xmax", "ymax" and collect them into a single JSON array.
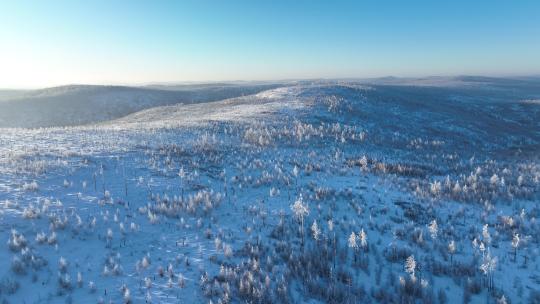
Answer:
[
  {"xmin": 1, "ymin": 1, "xmax": 540, "ymax": 88},
  {"xmin": 3, "ymin": 74, "xmax": 540, "ymax": 91}
]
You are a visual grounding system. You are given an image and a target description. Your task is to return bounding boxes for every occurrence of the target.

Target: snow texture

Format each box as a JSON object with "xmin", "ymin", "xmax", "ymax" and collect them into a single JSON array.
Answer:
[{"xmin": 0, "ymin": 77, "xmax": 539, "ymax": 303}]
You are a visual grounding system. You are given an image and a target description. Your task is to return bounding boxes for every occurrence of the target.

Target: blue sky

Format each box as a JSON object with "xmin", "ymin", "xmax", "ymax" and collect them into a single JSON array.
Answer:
[{"xmin": 1, "ymin": 0, "xmax": 539, "ymax": 88}]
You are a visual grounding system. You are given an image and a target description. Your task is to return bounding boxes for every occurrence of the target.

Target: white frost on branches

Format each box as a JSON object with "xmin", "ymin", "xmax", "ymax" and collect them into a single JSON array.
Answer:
[
  {"xmin": 290, "ymin": 194, "xmax": 309, "ymax": 220},
  {"xmin": 311, "ymin": 220, "xmax": 321, "ymax": 241},
  {"xmin": 405, "ymin": 255, "xmax": 416, "ymax": 281},
  {"xmin": 348, "ymin": 232, "xmax": 357, "ymax": 250},
  {"xmin": 358, "ymin": 228, "xmax": 367, "ymax": 249},
  {"xmin": 428, "ymin": 219, "xmax": 438, "ymax": 240}
]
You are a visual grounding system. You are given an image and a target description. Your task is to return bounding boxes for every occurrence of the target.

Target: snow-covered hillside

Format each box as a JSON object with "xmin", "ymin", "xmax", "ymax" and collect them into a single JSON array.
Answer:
[
  {"xmin": 0, "ymin": 78, "xmax": 539, "ymax": 303},
  {"xmin": 0, "ymin": 83, "xmax": 283, "ymax": 128},
  {"xmin": 105, "ymin": 86, "xmax": 307, "ymax": 129}
]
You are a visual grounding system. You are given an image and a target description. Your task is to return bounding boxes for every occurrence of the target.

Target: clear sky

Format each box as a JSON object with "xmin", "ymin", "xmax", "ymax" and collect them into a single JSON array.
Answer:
[{"xmin": 1, "ymin": 0, "xmax": 539, "ymax": 88}]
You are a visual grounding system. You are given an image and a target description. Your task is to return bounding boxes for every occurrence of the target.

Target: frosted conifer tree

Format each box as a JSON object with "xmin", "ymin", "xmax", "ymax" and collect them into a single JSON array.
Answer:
[
  {"xmin": 290, "ymin": 194, "xmax": 309, "ymax": 247},
  {"xmin": 327, "ymin": 219, "xmax": 333, "ymax": 232},
  {"xmin": 428, "ymin": 219, "xmax": 438, "ymax": 240},
  {"xmin": 77, "ymin": 271, "xmax": 83, "ymax": 288},
  {"xmin": 348, "ymin": 232, "xmax": 357, "ymax": 249},
  {"xmin": 448, "ymin": 240, "xmax": 456, "ymax": 263},
  {"xmin": 517, "ymin": 175, "xmax": 524, "ymax": 187},
  {"xmin": 359, "ymin": 155, "xmax": 368, "ymax": 170},
  {"xmin": 348, "ymin": 232, "xmax": 358, "ymax": 262},
  {"xmin": 311, "ymin": 220, "xmax": 320, "ymax": 241},
  {"xmin": 430, "ymin": 181, "xmax": 441, "ymax": 195},
  {"xmin": 293, "ymin": 165, "xmax": 299, "ymax": 178},
  {"xmin": 490, "ymin": 174, "xmax": 499, "ymax": 186},
  {"xmin": 482, "ymin": 224, "xmax": 491, "ymax": 244},
  {"xmin": 405, "ymin": 255, "xmax": 416, "ymax": 282},
  {"xmin": 479, "ymin": 242, "xmax": 486, "ymax": 256},
  {"xmin": 178, "ymin": 166, "xmax": 186, "ymax": 199},
  {"xmin": 511, "ymin": 233, "xmax": 520, "ymax": 262},
  {"xmin": 480, "ymin": 250, "xmax": 497, "ymax": 290},
  {"xmin": 358, "ymin": 228, "xmax": 368, "ymax": 250}
]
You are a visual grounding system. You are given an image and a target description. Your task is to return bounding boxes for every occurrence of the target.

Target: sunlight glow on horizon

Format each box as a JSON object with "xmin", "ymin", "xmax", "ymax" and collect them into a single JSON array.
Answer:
[{"xmin": 1, "ymin": 1, "xmax": 540, "ymax": 89}]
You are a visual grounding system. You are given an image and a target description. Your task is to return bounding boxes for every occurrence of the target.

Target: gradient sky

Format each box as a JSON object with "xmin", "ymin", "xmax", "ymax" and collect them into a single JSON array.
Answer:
[{"xmin": 1, "ymin": 0, "xmax": 539, "ymax": 88}]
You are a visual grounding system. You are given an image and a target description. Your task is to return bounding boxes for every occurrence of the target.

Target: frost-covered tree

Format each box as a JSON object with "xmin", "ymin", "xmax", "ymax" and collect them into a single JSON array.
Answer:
[
  {"xmin": 106, "ymin": 228, "xmax": 113, "ymax": 247},
  {"xmin": 517, "ymin": 175, "xmax": 524, "ymax": 187},
  {"xmin": 430, "ymin": 181, "xmax": 441, "ymax": 195},
  {"xmin": 178, "ymin": 166, "xmax": 186, "ymax": 199},
  {"xmin": 482, "ymin": 224, "xmax": 491, "ymax": 245},
  {"xmin": 348, "ymin": 231, "xmax": 357, "ymax": 249},
  {"xmin": 141, "ymin": 255, "xmax": 150, "ymax": 269},
  {"xmin": 178, "ymin": 274, "xmax": 186, "ymax": 288},
  {"xmin": 511, "ymin": 233, "xmax": 520, "ymax": 262},
  {"xmin": 490, "ymin": 174, "xmax": 499, "ymax": 186},
  {"xmin": 290, "ymin": 194, "xmax": 309, "ymax": 247},
  {"xmin": 88, "ymin": 281, "xmax": 96, "ymax": 293},
  {"xmin": 480, "ymin": 251, "xmax": 497, "ymax": 290},
  {"xmin": 328, "ymin": 219, "xmax": 337, "ymax": 269},
  {"xmin": 58, "ymin": 256, "xmax": 68, "ymax": 273},
  {"xmin": 520, "ymin": 208, "xmax": 526, "ymax": 220},
  {"xmin": 7, "ymin": 229, "xmax": 27, "ymax": 251},
  {"xmin": 311, "ymin": 220, "xmax": 320, "ymax": 242},
  {"xmin": 77, "ymin": 272, "xmax": 83, "ymax": 288},
  {"xmin": 292, "ymin": 165, "xmax": 299, "ymax": 186},
  {"xmin": 472, "ymin": 238, "xmax": 479, "ymax": 256},
  {"xmin": 358, "ymin": 228, "xmax": 367, "ymax": 251},
  {"xmin": 453, "ymin": 182, "xmax": 461, "ymax": 194},
  {"xmin": 35, "ymin": 231, "xmax": 47, "ymax": 244},
  {"xmin": 47, "ymin": 231, "xmax": 57, "ymax": 245},
  {"xmin": 348, "ymin": 232, "xmax": 358, "ymax": 262},
  {"xmin": 428, "ymin": 219, "xmax": 438, "ymax": 240},
  {"xmin": 359, "ymin": 155, "xmax": 368, "ymax": 170},
  {"xmin": 327, "ymin": 219, "xmax": 334, "ymax": 233},
  {"xmin": 405, "ymin": 255, "xmax": 416, "ymax": 282},
  {"xmin": 479, "ymin": 242, "xmax": 486, "ymax": 256},
  {"xmin": 448, "ymin": 240, "xmax": 456, "ymax": 263},
  {"xmin": 123, "ymin": 286, "xmax": 131, "ymax": 303}
]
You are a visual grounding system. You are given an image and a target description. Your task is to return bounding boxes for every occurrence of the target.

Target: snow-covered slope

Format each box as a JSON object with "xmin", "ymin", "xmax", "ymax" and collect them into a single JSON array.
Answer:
[
  {"xmin": 0, "ymin": 83, "xmax": 284, "ymax": 128},
  {"xmin": 0, "ymin": 90, "xmax": 28, "ymax": 102},
  {"xmin": 105, "ymin": 86, "xmax": 307, "ymax": 129},
  {"xmin": 0, "ymin": 78, "xmax": 539, "ymax": 304}
]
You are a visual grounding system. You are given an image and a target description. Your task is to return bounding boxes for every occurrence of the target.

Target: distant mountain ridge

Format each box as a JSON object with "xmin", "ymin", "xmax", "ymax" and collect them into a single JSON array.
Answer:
[
  {"xmin": 1, "ymin": 76, "xmax": 538, "ymax": 129},
  {"xmin": 0, "ymin": 83, "xmax": 284, "ymax": 128}
]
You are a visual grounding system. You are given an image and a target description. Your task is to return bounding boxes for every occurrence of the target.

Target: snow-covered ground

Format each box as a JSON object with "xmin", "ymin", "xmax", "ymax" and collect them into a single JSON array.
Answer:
[
  {"xmin": 0, "ymin": 83, "xmax": 283, "ymax": 128},
  {"xmin": 0, "ymin": 78, "xmax": 539, "ymax": 303}
]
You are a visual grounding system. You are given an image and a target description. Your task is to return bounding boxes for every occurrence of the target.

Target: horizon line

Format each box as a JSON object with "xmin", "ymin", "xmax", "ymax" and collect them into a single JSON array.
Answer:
[{"xmin": 2, "ymin": 73, "xmax": 540, "ymax": 91}]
